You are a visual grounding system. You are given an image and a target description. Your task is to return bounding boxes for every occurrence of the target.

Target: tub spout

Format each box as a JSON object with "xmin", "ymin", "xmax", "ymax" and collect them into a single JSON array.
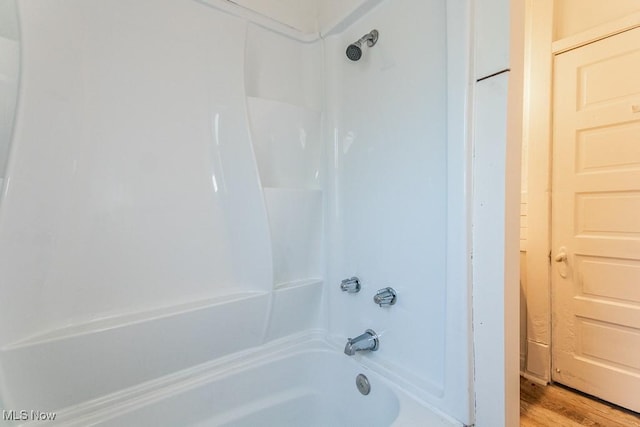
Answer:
[{"xmin": 344, "ymin": 329, "xmax": 379, "ymax": 356}]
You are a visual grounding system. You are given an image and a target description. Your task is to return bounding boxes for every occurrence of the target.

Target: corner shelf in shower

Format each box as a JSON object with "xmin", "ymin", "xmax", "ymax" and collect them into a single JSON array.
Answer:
[{"xmin": 245, "ymin": 95, "xmax": 324, "ymax": 332}]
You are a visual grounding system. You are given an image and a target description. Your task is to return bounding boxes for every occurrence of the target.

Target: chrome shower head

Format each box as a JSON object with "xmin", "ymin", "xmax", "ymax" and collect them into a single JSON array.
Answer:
[
  {"xmin": 346, "ymin": 29, "xmax": 379, "ymax": 61},
  {"xmin": 346, "ymin": 42, "xmax": 363, "ymax": 61}
]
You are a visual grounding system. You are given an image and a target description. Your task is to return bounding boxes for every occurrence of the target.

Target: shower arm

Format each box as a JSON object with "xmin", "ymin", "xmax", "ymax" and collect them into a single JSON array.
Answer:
[{"xmin": 356, "ymin": 29, "xmax": 379, "ymax": 48}]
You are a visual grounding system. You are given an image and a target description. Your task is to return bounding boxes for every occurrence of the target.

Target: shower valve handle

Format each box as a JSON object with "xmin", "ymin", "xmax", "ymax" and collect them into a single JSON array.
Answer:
[
  {"xmin": 373, "ymin": 287, "xmax": 397, "ymax": 307},
  {"xmin": 341, "ymin": 277, "xmax": 361, "ymax": 293}
]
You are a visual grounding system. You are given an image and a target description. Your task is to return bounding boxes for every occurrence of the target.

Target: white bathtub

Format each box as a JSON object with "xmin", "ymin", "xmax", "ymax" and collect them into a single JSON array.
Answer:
[{"xmin": 36, "ymin": 337, "xmax": 459, "ymax": 427}]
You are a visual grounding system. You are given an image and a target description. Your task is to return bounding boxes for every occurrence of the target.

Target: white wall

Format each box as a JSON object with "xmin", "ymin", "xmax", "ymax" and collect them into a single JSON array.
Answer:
[
  {"xmin": 318, "ymin": 0, "xmax": 390, "ymax": 36},
  {"xmin": 554, "ymin": 0, "xmax": 640, "ymax": 40},
  {"xmin": 324, "ymin": 0, "xmax": 472, "ymax": 424},
  {"xmin": 194, "ymin": 0, "xmax": 375, "ymax": 39},
  {"xmin": 318, "ymin": 0, "xmax": 358, "ymax": 31},
  {"xmin": 0, "ymin": 0, "xmax": 18, "ymax": 413},
  {"xmin": 232, "ymin": 0, "xmax": 318, "ymax": 34},
  {"xmin": 0, "ymin": 0, "xmax": 327, "ymax": 411},
  {"xmin": 0, "ymin": 0, "xmax": 19, "ymax": 185},
  {"xmin": 0, "ymin": 0, "xmax": 275, "ymax": 345},
  {"xmin": 472, "ymin": 0, "xmax": 523, "ymax": 425},
  {"xmin": 245, "ymin": 24, "xmax": 323, "ymax": 111},
  {"xmin": 0, "ymin": 0, "xmax": 18, "ymax": 40},
  {"xmin": 519, "ymin": 0, "xmax": 554, "ymax": 383},
  {"xmin": 196, "ymin": 0, "xmax": 384, "ymax": 40}
]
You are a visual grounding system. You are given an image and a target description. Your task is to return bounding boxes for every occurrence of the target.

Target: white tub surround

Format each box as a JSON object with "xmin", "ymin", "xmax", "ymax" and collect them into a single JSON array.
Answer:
[
  {"xmin": 323, "ymin": 0, "xmax": 473, "ymax": 423},
  {"xmin": 0, "ymin": 0, "xmax": 484, "ymax": 425},
  {"xmin": 0, "ymin": 0, "xmax": 325, "ymax": 415},
  {"xmin": 0, "ymin": 0, "xmax": 19, "ymax": 190}
]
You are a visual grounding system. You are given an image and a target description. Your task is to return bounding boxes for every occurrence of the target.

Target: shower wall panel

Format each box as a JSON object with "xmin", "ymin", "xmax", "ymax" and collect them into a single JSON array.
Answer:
[
  {"xmin": 0, "ymin": 0, "xmax": 272, "ymax": 345},
  {"xmin": 0, "ymin": 0, "xmax": 19, "ymax": 186},
  {"xmin": 244, "ymin": 23, "xmax": 326, "ymax": 334},
  {"xmin": 325, "ymin": 0, "xmax": 447, "ymax": 392},
  {"xmin": 323, "ymin": 0, "xmax": 472, "ymax": 423},
  {"xmin": 0, "ymin": 0, "xmax": 475, "ymax": 423}
]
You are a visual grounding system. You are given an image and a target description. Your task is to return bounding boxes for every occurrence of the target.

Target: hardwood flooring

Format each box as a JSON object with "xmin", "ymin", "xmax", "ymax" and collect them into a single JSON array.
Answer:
[{"xmin": 520, "ymin": 377, "xmax": 640, "ymax": 427}]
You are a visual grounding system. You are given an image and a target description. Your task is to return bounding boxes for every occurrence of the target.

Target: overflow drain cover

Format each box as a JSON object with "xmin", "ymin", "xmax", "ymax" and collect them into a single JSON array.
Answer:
[{"xmin": 356, "ymin": 373, "xmax": 371, "ymax": 395}]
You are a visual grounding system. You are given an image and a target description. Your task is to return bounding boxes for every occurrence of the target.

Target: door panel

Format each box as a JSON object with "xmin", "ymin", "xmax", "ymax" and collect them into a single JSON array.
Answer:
[{"xmin": 552, "ymin": 26, "xmax": 640, "ymax": 412}]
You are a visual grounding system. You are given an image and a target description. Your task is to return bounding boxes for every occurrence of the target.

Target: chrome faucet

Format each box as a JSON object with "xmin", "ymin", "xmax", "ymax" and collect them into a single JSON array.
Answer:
[{"xmin": 344, "ymin": 329, "xmax": 379, "ymax": 356}]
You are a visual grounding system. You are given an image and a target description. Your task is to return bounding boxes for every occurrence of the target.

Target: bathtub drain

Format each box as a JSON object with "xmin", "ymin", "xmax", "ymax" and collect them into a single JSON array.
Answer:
[{"xmin": 356, "ymin": 373, "xmax": 371, "ymax": 395}]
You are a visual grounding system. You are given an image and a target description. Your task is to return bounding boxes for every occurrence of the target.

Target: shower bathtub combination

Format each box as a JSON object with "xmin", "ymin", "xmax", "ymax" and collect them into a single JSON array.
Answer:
[{"xmin": 0, "ymin": 0, "xmax": 492, "ymax": 425}]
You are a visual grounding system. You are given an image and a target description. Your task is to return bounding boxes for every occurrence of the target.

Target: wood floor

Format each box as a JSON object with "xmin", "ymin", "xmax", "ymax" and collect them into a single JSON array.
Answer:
[{"xmin": 520, "ymin": 377, "xmax": 640, "ymax": 427}]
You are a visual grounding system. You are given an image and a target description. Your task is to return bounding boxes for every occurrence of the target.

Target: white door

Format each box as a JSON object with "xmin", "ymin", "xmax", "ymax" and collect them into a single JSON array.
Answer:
[{"xmin": 552, "ymin": 27, "xmax": 640, "ymax": 412}]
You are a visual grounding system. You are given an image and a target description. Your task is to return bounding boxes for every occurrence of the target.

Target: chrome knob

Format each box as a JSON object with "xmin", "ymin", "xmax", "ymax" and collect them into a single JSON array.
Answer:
[
  {"xmin": 373, "ymin": 287, "xmax": 397, "ymax": 307},
  {"xmin": 341, "ymin": 277, "xmax": 361, "ymax": 293}
]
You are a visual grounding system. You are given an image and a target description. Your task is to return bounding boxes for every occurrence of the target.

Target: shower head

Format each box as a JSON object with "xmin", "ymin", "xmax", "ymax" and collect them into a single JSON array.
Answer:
[
  {"xmin": 346, "ymin": 29, "xmax": 379, "ymax": 61},
  {"xmin": 346, "ymin": 43, "xmax": 363, "ymax": 61}
]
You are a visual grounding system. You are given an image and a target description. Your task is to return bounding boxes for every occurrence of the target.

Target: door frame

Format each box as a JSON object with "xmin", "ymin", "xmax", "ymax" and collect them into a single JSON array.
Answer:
[{"xmin": 521, "ymin": 6, "xmax": 640, "ymax": 384}]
